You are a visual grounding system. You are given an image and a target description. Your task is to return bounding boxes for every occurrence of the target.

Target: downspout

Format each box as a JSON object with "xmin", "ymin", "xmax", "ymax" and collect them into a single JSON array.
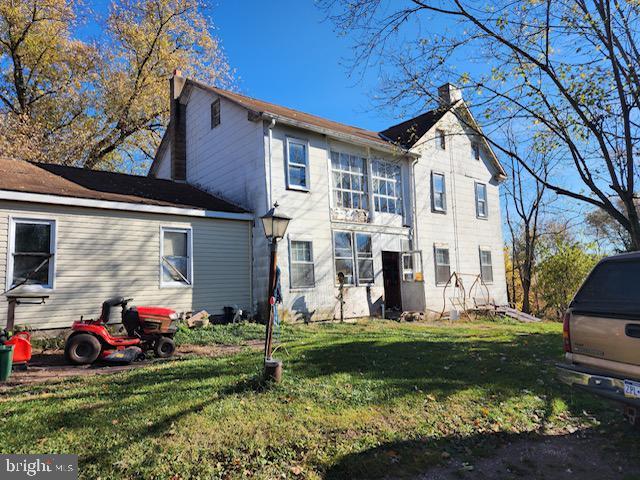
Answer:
[{"xmin": 266, "ymin": 118, "xmax": 276, "ymax": 209}]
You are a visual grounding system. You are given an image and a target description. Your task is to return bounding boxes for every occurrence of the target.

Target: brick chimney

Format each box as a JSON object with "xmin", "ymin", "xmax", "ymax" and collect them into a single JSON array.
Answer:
[
  {"xmin": 438, "ymin": 83, "xmax": 463, "ymax": 106},
  {"xmin": 169, "ymin": 69, "xmax": 187, "ymax": 181}
]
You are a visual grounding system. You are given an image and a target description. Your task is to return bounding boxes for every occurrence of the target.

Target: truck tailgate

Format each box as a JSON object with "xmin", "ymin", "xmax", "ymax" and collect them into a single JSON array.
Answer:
[{"xmin": 571, "ymin": 313, "xmax": 640, "ymax": 367}]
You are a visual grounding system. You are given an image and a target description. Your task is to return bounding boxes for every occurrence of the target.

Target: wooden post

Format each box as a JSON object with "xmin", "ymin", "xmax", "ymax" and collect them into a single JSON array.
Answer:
[
  {"xmin": 6, "ymin": 298, "xmax": 16, "ymax": 331},
  {"xmin": 264, "ymin": 241, "xmax": 278, "ymax": 362}
]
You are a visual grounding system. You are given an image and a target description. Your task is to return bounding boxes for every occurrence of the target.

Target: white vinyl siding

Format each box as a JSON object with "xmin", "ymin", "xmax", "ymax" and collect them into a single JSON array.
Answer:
[
  {"xmin": 286, "ymin": 137, "xmax": 310, "ymax": 191},
  {"xmin": 372, "ymin": 160, "xmax": 402, "ymax": 215},
  {"xmin": 479, "ymin": 248, "xmax": 493, "ymax": 283},
  {"xmin": 289, "ymin": 240, "xmax": 315, "ymax": 288},
  {"xmin": 7, "ymin": 218, "xmax": 56, "ymax": 290},
  {"xmin": 475, "ymin": 182, "xmax": 488, "ymax": 218},
  {"xmin": 434, "ymin": 246, "xmax": 451, "ymax": 286},
  {"xmin": 431, "ymin": 172, "xmax": 447, "ymax": 212},
  {"xmin": 331, "ymin": 151, "xmax": 368, "ymax": 210},
  {"xmin": 0, "ymin": 202, "xmax": 252, "ymax": 330},
  {"xmin": 161, "ymin": 227, "xmax": 193, "ymax": 287}
]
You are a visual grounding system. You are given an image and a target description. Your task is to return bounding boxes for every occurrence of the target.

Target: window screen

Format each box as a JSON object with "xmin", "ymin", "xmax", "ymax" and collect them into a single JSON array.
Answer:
[
  {"xmin": 161, "ymin": 228, "xmax": 191, "ymax": 285},
  {"xmin": 572, "ymin": 259, "xmax": 640, "ymax": 316},
  {"xmin": 11, "ymin": 220, "xmax": 54, "ymax": 288}
]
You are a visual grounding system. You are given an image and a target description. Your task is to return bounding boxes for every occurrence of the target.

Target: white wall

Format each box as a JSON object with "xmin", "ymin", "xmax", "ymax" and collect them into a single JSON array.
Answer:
[
  {"xmin": 266, "ymin": 125, "xmax": 412, "ymax": 320},
  {"xmin": 0, "ymin": 201, "xmax": 252, "ymax": 329},
  {"xmin": 413, "ymin": 109, "xmax": 508, "ymax": 313}
]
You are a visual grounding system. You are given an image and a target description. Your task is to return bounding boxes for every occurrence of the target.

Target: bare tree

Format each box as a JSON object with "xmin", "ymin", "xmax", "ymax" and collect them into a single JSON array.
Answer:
[{"xmin": 322, "ymin": 0, "xmax": 640, "ymax": 249}]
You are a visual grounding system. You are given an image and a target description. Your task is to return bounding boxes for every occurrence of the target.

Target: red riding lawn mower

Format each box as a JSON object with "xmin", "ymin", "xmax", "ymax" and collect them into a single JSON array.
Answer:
[{"xmin": 64, "ymin": 297, "xmax": 178, "ymax": 365}]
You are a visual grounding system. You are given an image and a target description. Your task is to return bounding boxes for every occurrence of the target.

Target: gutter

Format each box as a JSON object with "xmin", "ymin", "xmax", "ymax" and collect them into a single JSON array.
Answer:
[
  {"xmin": 258, "ymin": 112, "xmax": 419, "ymax": 159},
  {"xmin": 0, "ymin": 190, "xmax": 254, "ymax": 221}
]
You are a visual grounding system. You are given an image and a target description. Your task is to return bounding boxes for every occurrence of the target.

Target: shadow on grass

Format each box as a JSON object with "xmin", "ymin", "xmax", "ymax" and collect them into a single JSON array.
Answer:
[{"xmin": 323, "ymin": 426, "xmax": 640, "ymax": 479}]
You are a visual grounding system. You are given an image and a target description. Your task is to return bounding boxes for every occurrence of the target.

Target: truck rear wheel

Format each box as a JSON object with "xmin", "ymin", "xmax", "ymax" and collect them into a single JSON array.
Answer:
[
  {"xmin": 154, "ymin": 337, "xmax": 175, "ymax": 358},
  {"xmin": 65, "ymin": 334, "xmax": 101, "ymax": 365}
]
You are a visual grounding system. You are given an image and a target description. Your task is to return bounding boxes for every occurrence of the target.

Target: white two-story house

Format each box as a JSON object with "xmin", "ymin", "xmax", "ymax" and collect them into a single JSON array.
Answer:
[{"xmin": 149, "ymin": 72, "xmax": 508, "ymax": 321}]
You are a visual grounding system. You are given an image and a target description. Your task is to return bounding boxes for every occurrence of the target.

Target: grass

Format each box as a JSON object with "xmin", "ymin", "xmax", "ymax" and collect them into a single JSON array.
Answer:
[{"xmin": 1, "ymin": 319, "xmax": 638, "ymax": 479}]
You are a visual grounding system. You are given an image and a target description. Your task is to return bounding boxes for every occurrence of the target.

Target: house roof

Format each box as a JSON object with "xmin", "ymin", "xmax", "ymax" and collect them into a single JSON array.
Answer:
[
  {"xmin": 379, "ymin": 107, "xmax": 450, "ymax": 149},
  {"xmin": 188, "ymin": 79, "xmax": 397, "ymax": 150},
  {"xmin": 0, "ymin": 158, "xmax": 247, "ymax": 214}
]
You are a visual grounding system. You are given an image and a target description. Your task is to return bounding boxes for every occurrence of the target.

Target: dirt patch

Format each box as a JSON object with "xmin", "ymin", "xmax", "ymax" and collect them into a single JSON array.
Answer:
[
  {"xmin": 0, "ymin": 340, "xmax": 263, "ymax": 389},
  {"xmin": 413, "ymin": 430, "xmax": 639, "ymax": 480}
]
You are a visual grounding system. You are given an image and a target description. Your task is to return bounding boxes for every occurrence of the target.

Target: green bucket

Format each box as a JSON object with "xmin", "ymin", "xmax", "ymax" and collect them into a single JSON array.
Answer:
[{"xmin": 0, "ymin": 345, "xmax": 13, "ymax": 381}]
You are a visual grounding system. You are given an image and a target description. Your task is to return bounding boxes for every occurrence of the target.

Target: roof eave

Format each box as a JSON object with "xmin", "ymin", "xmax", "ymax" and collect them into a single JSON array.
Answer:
[{"xmin": 258, "ymin": 112, "xmax": 419, "ymax": 158}]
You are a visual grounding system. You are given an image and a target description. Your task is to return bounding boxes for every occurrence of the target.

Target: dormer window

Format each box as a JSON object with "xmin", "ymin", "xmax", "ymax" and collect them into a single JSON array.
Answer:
[{"xmin": 436, "ymin": 129, "xmax": 446, "ymax": 150}]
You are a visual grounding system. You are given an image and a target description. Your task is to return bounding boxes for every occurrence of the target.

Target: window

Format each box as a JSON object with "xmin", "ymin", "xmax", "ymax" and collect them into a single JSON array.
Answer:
[
  {"xmin": 211, "ymin": 99, "xmax": 220, "ymax": 129},
  {"xmin": 333, "ymin": 231, "xmax": 355, "ymax": 285},
  {"xmin": 475, "ymin": 182, "xmax": 488, "ymax": 218},
  {"xmin": 372, "ymin": 160, "xmax": 402, "ymax": 215},
  {"xmin": 479, "ymin": 248, "xmax": 493, "ymax": 283},
  {"xmin": 333, "ymin": 231, "xmax": 374, "ymax": 285},
  {"xmin": 286, "ymin": 138, "xmax": 309, "ymax": 190},
  {"xmin": 434, "ymin": 247, "xmax": 451, "ymax": 285},
  {"xmin": 472, "ymin": 142, "xmax": 480, "ymax": 161},
  {"xmin": 402, "ymin": 253, "xmax": 414, "ymax": 281},
  {"xmin": 431, "ymin": 172, "xmax": 447, "ymax": 212},
  {"xmin": 436, "ymin": 129, "xmax": 446, "ymax": 150},
  {"xmin": 331, "ymin": 151, "xmax": 368, "ymax": 210},
  {"xmin": 8, "ymin": 218, "xmax": 56, "ymax": 289},
  {"xmin": 355, "ymin": 233, "xmax": 374, "ymax": 284},
  {"xmin": 289, "ymin": 240, "xmax": 315, "ymax": 288},
  {"xmin": 161, "ymin": 227, "xmax": 192, "ymax": 287}
]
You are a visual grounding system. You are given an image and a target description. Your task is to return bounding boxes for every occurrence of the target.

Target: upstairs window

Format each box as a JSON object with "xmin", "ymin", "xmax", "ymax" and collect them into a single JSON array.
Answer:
[
  {"xmin": 436, "ymin": 129, "xmax": 446, "ymax": 150},
  {"xmin": 286, "ymin": 138, "xmax": 309, "ymax": 190},
  {"xmin": 475, "ymin": 182, "xmax": 488, "ymax": 218},
  {"xmin": 472, "ymin": 142, "xmax": 480, "ymax": 161},
  {"xmin": 8, "ymin": 218, "xmax": 56, "ymax": 289},
  {"xmin": 434, "ymin": 246, "xmax": 451, "ymax": 286},
  {"xmin": 431, "ymin": 172, "xmax": 447, "ymax": 212},
  {"xmin": 372, "ymin": 160, "xmax": 402, "ymax": 215},
  {"xmin": 289, "ymin": 240, "xmax": 315, "ymax": 288},
  {"xmin": 479, "ymin": 248, "xmax": 493, "ymax": 283},
  {"xmin": 161, "ymin": 227, "xmax": 192, "ymax": 287},
  {"xmin": 331, "ymin": 151, "xmax": 368, "ymax": 210},
  {"xmin": 211, "ymin": 99, "xmax": 221, "ymax": 129}
]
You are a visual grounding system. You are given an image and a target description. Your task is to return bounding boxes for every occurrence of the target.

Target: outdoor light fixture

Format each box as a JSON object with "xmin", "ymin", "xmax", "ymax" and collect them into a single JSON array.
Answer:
[
  {"xmin": 260, "ymin": 202, "xmax": 291, "ymax": 242},
  {"xmin": 261, "ymin": 202, "xmax": 290, "ymax": 383}
]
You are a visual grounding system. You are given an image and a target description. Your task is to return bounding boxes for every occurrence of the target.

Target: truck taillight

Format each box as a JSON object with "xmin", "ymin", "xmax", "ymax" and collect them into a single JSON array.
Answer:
[{"xmin": 562, "ymin": 311, "xmax": 572, "ymax": 353}]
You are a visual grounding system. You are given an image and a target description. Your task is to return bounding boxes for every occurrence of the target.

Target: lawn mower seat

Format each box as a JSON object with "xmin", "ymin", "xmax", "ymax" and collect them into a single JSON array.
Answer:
[
  {"xmin": 122, "ymin": 307, "xmax": 142, "ymax": 337},
  {"xmin": 99, "ymin": 296, "xmax": 126, "ymax": 323}
]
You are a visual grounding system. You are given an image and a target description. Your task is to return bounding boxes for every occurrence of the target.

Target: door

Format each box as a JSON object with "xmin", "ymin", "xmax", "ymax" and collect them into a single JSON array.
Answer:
[{"xmin": 382, "ymin": 251, "xmax": 402, "ymax": 310}]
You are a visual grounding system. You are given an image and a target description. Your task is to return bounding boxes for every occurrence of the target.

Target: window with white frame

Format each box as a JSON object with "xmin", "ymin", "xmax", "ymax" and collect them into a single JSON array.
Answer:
[
  {"xmin": 355, "ymin": 233, "xmax": 374, "ymax": 284},
  {"xmin": 479, "ymin": 248, "xmax": 493, "ymax": 283},
  {"xmin": 372, "ymin": 160, "xmax": 402, "ymax": 215},
  {"xmin": 161, "ymin": 227, "xmax": 192, "ymax": 286},
  {"xmin": 333, "ymin": 231, "xmax": 374, "ymax": 285},
  {"xmin": 289, "ymin": 240, "xmax": 315, "ymax": 288},
  {"xmin": 8, "ymin": 218, "xmax": 56, "ymax": 289},
  {"xmin": 331, "ymin": 151, "xmax": 368, "ymax": 210},
  {"xmin": 472, "ymin": 142, "xmax": 480, "ymax": 161},
  {"xmin": 436, "ymin": 129, "xmax": 446, "ymax": 150},
  {"xmin": 286, "ymin": 138, "xmax": 309, "ymax": 190},
  {"xmin": 402, "ymin": 253, "xmax": 414, "ymax": 281},
  {"xmin": 475, "ymin": 182, "xmax": 488, "ymax": 218},
  {"xmin": 434, "ymin": 246, "xmax": 451, "ymax": 285},
  {"xmin": 431, "ymin": 172, "xmax": 447, "ymax": 212},
  {"xmin": 211, "ymin": 99, "xmax": 220, "ymax": 129}
]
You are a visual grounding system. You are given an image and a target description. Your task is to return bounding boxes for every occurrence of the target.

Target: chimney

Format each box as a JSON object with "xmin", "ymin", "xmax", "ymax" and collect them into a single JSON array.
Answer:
[
  {"xmin": 438, "ymin": 83, "xmax": 462, "ymax": 106},
  {"xmin": 169, "ymin": 69, "xmax": 187, "ymax": 181}
]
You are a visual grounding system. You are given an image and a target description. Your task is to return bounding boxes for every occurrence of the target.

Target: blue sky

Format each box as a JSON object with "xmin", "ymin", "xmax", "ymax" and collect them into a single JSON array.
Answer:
[{"xmin": 210, "ymin": 0, "xmax": 398, "ymax": 131}]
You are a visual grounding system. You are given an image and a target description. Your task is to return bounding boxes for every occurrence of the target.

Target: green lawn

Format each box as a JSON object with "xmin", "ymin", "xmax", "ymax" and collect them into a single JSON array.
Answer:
[{"xmin": 1, "ymin": 319, "xmax": 638, "ymax": 479}]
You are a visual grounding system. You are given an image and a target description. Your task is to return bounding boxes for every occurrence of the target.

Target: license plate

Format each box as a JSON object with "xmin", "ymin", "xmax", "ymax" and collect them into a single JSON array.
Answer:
[{"xmin": 624, "ymin": 380, "xmax": 640, "ymax": 399}]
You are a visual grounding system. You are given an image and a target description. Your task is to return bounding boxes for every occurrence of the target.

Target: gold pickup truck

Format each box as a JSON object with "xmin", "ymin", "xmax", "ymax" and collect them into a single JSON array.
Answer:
[{"xmin": 556, "ymin": 252, "xmax": 640, "ymax": 426}]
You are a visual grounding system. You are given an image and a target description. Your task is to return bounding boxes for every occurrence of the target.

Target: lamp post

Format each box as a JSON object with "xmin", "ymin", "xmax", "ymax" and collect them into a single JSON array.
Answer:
[{"xmin": 260, "ymin": 202, "xmax": 291, "ymax": 382}]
